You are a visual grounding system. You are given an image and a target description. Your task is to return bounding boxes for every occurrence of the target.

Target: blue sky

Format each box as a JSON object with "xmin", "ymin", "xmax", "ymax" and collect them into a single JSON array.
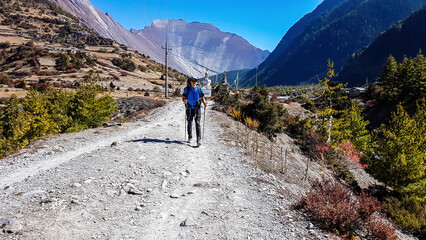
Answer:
[{"xmin": 90, "ymin": 0, "xmax": 323, "ymax": 52}]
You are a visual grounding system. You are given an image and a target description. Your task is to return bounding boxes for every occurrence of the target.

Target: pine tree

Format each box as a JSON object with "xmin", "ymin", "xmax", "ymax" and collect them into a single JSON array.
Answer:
[
  {"xmin": 370, "ymin": 103, "xmax": 426, "ymax": 200},
  {"xmin": 333, "ymin": 103, "xmax": 372, "ymax": 154},
  {"xmin": 378, "ymin": 55, "xmax": 399, "ymax": 102}
]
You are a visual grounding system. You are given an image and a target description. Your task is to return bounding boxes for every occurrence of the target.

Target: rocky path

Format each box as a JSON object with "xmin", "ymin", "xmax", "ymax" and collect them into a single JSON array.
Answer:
[{"xmin": 0, "ymin": 100, "xmax": 387, "ymax": 240}]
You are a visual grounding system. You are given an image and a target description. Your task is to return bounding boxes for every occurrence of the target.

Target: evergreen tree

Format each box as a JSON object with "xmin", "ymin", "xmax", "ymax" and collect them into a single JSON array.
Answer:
[
  {"xmin": 378, "ymin": 55, "xmax": 399, "ymax": 102},
  {"xmin": 369, "ymin": 103, "xmax": 426, "ymax": 199},
  {"xmin": 242, "ymin": 85, "xmax": 287, "ymax": 139},
  {"xmin": 332, "ymin": 103, "xmax": 372, "ymax": 154},
  {"xmin": 0, "ymin": 95, "xmax": 31, "ymax": 157},
  {"xmin": 22, "ymin": 90, "xmax": 60, "ymax": 141}
]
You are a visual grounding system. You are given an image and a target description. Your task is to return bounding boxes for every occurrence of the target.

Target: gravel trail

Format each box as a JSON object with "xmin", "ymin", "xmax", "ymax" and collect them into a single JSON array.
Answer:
[{"xmin": 0, "ymin": 100, "xmax": 408, "ymax": 240}]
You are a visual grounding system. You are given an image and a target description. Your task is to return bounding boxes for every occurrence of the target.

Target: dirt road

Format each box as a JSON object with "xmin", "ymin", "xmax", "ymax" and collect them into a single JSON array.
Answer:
[{"xmin": 0, "ymin": 101, "xmax": 344, "ymax": 239}]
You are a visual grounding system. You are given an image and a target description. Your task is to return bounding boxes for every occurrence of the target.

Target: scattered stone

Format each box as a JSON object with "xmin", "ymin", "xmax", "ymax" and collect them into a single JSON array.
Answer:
[
  {"xmin": 187, "ymin": 191, "xmax": 195, "ymax": 195},
  {"xmin": 122, "ymin": 183, "xmax": 136, "ymax": 193},
  {"xmin": 135, "ymin": 206, "xmax": 143, "ymax": 211},
  {"xmin": 72, "ymin": 183, "xmax": 82, "ymax": 188},
  {"xmin": 180, "ymin": 217, "xmax": 197, "ymax": 227},
  {"xmin": 128, "ymin": 188, "xmax": 144, "ymax": 195},
  {"xmin": 84, "ymin": 179, "xmax": 92, "ymax": 184},
  {"xmin": 170, "ymin": 194, "xmax": 179, "ymax": 199},
  {"xmin": 180, "ymin": 171, "xmax": 187, "ymax": 177},
  {"xmin": 161, "ymin": 180, "xmax": 167, "ymax": 190},
  {"xmin": 40, "ymin": 198, "xmax": 57, "ymax": 204},
  {"xmin": 0, "ymin": 218, "xmax": 22, "ymax": 233},
  {"xmin": 163, "ymin": 171, "xmax": 173, "ymax": 176},
  {"xmin": 146, "ymin": 188, "xmax": 153, "ymax": 193},
  {"xmin": 119, "ymin": 189, "xmax": 127, "ymax": 196},
  {"xmin": 70, "ymin": 196, "xmax": 80, "ymax": 204},
  {"xmin": 165, "ymin": 138, "xmax": 170, "ymax": 141},
  {"xmin": 110, "ymin": 142, "xmax": 118, "ymax": 147}
]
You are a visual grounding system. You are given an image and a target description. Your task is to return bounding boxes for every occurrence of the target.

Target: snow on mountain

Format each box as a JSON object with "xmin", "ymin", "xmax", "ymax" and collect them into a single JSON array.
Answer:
[{"xmin": 49, "ymin": 0, "xmax": 270, "ymax": 77}]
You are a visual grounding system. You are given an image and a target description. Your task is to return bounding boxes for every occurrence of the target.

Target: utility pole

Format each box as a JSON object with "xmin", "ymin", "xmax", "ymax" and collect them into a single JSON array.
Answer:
[{"xmin": 162, "ymin": 39, "xmax": 172, "ymax": 98}]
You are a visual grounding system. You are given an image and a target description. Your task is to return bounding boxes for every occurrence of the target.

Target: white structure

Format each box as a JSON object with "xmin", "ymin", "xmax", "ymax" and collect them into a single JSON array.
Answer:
[{"xmin": 200, "ymin": 70, "xmax": 212, "ymax": 98}]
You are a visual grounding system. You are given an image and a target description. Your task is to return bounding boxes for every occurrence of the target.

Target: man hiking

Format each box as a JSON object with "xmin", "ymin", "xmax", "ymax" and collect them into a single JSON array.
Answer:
[{"xmin": 182, "ymin": 77, "xmax": 207, "ymax": 146}]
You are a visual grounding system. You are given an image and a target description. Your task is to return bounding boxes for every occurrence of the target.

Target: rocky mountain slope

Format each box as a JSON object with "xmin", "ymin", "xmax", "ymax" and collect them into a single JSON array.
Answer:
[
  {"xmin": 336, "ymin": 6, "xmax": 426, "ymax": 86},
  {"xmin": 49, "ymin": 0, "xmax": 270, "ymax": 78},
  {"xmin": 0, "ymin": 0, "xmax": 188, "ymax": 98},
  {"xmin": 241, "ymin": 0, "xmax": 426, "ymax": 87}
]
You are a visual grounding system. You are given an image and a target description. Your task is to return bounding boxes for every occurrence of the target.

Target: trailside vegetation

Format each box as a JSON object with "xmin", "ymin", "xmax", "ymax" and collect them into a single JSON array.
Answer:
[
  {"xmin": 0, "ymin": 71, "xmax": 118, "ymax": 159},
  {"xmin": 215, "ymin": 84, "xmax": 288, "ymax": 140},
  {"xmin": 216, "ymin": 56, "xmax": 426, "ymax": 238}
]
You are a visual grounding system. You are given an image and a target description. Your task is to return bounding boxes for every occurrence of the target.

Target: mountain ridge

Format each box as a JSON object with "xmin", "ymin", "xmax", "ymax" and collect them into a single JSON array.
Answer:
[
  {"xmin": 336, "ymin": 6, "xmax": 426, "ymax": 86},
  {"xmin": 243, "ymin": 0, "xmax": 426, "ymax": 87},
  {"xmin": 49, "ymin": 0, "xmax": 270, "ymax": 77}
]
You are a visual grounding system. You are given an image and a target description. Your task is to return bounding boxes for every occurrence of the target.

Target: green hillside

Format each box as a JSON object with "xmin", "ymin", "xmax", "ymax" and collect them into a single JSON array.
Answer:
[
  {"xmin": 242, "ymin": 0, "xmax": 426, "ymax": 87},
  {"xmin": 336, "ymin": 7, "xmax": 426, "ymax": 86}
]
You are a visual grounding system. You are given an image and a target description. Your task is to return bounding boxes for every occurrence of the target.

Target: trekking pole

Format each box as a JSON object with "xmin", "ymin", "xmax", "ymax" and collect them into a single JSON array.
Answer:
[
  {"xmin": 184, "ymin": 105, "xmax": 187, "ymax": 142},
  {"xmin": 203, "ymin": 105, "xmax": 206, "ymax": 140}
]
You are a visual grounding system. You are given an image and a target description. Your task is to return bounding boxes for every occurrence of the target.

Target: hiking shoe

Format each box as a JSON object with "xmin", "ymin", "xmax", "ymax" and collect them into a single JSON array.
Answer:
[
  {"xmin": 197, "ymin": 140, "xmax": 202, "ymax": 146},
  {"xmin": 187, "ymin": 138, "xmax": 192, "ymax": 143}
]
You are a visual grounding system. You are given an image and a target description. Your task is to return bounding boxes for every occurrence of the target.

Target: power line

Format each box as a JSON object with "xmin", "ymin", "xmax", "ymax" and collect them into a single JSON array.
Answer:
[
  {"xmin": 155, "ymin": 0, "xmax": 162, "ymax": 20},
  {"xmin": 133, "ymin": 0, "xmax": 157, "ymax": 48},
  {"xmin": 133, "ymin": 0, "xmax": 147, "ymax": 27}
]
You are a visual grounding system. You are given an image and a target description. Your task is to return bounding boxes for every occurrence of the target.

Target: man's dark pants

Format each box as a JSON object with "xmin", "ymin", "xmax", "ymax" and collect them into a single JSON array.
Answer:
[{"xmin": 186, "ymin": 108, "xmax": 201, "ymax": 140}]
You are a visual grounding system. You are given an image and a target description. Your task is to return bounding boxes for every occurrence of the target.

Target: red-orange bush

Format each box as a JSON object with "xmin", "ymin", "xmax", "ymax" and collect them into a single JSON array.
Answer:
[
  {"xmin": 300, "ymin": 179, "xmax": 358, "ymax": 233},
  {"xmin": 300, "ymin": 179, "xmax": 383, "ymax": 235},
  {"xmin": 365, "ymin": 216, "xmax": 397, "ymax": 240},
  {"xmin": 358, "ymin": 192, "xmax": 381, "ymax": 220}
]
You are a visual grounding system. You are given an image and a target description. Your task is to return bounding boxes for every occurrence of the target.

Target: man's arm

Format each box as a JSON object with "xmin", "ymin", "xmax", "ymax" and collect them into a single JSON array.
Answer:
[{"xmin": 201, "ymin": 96, "xmax": 207, "ymax": 108}]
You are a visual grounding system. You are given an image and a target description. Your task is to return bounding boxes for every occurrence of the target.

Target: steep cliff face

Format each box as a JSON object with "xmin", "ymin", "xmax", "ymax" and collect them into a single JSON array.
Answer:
[
  {"xmin": 131, "ymin": 19, "xmax": 270, "ymax": 77},
  {"xmin": 49, "ymin": 0, "xmax": 269, "ymax": 77}
]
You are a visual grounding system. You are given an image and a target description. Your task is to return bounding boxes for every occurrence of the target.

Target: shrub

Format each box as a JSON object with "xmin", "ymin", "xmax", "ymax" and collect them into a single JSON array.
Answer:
[
  {"xmin": 0, "ymin": 41, "xmax": 10, "ymax": 49},
  {"xmin": 153, "ymin": 86, "xmax": 161, "ymax": 92},
  {"xmin": 365, "ymin": 216, "xmax": 397, "ymax": 240},
  {"xmin": 241, "ymin": 85, "xmax": 287, "ymax": 139},
  {"xmin": 66, "ymin": 82, "xmax": 118, "ymax": 131},
  {"xmin": 0, "ymin": 73, "xmax": 10, "ymax": 84},
  {"xmin": 111, "ymin": 58, "xmax": 136, "ymax": 72},
  {"xmin": 144, "ymin": 92, "xmax": 149, "ymax": 96},
  {"xmin": 138, "ymin": 64, "xmax": 148, "ymax": 72},
  {"xmin": 300, "ymin": 179, "xmax": 384, "ymax": 236},
  {"xmin": 383, "ymin": 196, "xmax": 426, "ymax": 238}
]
